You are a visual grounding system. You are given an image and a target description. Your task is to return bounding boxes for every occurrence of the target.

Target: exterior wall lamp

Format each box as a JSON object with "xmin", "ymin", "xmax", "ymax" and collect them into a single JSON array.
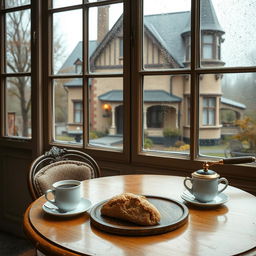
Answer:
[{"xmin": 102, "ymin": 103, "xmax": 111, "ymax": 117}]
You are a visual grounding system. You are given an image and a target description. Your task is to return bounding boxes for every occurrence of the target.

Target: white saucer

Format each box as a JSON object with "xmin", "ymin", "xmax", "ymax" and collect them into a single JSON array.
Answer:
[
  {"xmin": 42, "ymin": 198, "xmax": 92, "ymax": 217},
  {"xmin": 181, "ymin": 191, "xmax": 229, "ymax": 208}
]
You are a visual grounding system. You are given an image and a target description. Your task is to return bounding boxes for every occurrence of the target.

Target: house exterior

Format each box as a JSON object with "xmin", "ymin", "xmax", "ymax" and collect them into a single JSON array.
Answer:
[{"xmin": 60, "ymin": 0, "xmax": 245, "ymax": 146}]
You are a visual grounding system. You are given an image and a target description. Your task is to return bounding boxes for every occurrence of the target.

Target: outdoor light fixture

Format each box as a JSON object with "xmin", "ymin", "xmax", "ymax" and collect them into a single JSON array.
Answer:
[
  {"xmin": 102, "ymin": 104, "xmax": 111, "ymax": 117},
  {"xmin": 103, "ymin": 103, "xmax": 111, "ymax": 111}
]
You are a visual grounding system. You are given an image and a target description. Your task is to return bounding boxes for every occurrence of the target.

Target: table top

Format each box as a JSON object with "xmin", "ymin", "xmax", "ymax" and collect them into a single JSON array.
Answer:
[{"xmin": 23, "ymin": 174, "xmax": 256, "ymax": 256}]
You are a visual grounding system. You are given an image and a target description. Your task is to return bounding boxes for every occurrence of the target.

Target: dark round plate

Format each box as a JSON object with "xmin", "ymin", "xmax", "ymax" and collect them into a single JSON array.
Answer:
[{"xmin": 90, "ymin": 195, "xmax": 189, "ymax": 236}]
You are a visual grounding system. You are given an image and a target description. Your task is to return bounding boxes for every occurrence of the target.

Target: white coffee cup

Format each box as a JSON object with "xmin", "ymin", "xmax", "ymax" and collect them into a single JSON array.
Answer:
[{"xmin": 45, "ymin": 180, "xmax": 81, "ymax": 212}]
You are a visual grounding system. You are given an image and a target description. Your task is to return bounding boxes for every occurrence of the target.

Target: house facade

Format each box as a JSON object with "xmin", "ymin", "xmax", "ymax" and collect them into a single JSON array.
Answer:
[{"xmin": 60, "ymin": 0, "xmax": 245, "ymax": 146}]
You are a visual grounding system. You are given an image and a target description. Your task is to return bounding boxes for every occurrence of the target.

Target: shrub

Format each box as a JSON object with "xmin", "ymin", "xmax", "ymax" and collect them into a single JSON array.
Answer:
[
  {"xmin": 89, "ymin": 130, "xmax": 107, "ymax": 139},
  {"xmin": 234, "ymin": 117, "xmax": 256, "ymax": 150},
  {"xmin": 174, "ymin": 140, "xmax": 185, "ymax": 148},
  {"xmin": 179, "ymin": 144, "xmax": 190, "ymax": 151},
  {"xmin": 163, "ymin": 128, "xmax": 181, "ymax": 137},
  {"xmin": 144, "ymin": 138, "xmax": 153, "ymax": 149}
]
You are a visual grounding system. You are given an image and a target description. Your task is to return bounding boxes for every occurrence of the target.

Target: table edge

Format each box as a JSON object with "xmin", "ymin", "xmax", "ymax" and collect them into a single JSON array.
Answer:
[{"xmin": 23, "ymin": 203, "xmax": 84, "ymax": 256}]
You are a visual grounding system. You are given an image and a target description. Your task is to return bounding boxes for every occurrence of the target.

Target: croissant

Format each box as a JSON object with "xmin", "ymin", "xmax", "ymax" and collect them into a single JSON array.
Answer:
[{"xmin": 101, "ymin": 193, "xmax": 161, "ymax": 226}]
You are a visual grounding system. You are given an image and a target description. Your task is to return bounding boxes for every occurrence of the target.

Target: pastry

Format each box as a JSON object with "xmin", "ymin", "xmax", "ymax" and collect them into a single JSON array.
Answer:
[{"xmin": 101, "ymin": 193, "xmax": 161, "ymax": 225}]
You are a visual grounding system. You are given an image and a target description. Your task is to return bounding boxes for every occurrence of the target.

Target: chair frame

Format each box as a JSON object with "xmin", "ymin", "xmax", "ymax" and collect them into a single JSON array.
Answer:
[{"xmin": 28, "ymin": 146, "xmax": 101, "ymax": 200}]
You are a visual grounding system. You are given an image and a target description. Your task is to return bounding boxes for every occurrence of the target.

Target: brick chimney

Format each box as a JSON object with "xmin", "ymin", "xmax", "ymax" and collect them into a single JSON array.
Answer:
[{"xmin": 97, "ymin": 6, "xmax": 109, "ymax": 42}]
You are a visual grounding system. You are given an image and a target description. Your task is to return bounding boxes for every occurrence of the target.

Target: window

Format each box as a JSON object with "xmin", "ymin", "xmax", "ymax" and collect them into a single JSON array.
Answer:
[
  {"xmin": 202, "ymin": 97, "xmax": 216, "ymax": 126},
  {"xmin": 48, "ymin": 1, "xmax": 124, "ymax": 150},
  {"xmin": 74, "ymin": 101, "xmax": 83, "ymax": 123},
  {"xmin": 0, "ymin": 0, "xmax": 255, "ymax": 179},
  {"xmin": 217, "ymin": 36, "xmax": 221, "ymax": 60},
  {"xmin": 1, "ymin": 2, "xmax": 32, "ymax": 139},
  {"xmin": 119, "ymin": 38, "xmax": 123, "ymax": 58},
  {"xmin": 202, "ymin": 34, "xmax": 213, "ymax": 59}
]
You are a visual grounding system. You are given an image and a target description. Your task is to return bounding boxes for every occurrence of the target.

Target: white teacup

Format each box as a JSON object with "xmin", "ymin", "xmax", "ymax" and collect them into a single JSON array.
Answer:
[{"xmin": 45, "ymin": 180, "xmax": 81, "ymax": 212}]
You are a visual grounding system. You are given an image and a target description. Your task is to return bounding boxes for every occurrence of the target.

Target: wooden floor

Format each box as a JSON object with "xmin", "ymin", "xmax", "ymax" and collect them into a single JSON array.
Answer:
[{"xmin": 0, "ymin": 231, "xmax": 35, "ymax": 256}]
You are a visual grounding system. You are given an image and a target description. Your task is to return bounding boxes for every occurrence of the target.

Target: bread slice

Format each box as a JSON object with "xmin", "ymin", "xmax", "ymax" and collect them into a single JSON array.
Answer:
[{"xmin": 101, "ymin": 193, "xmax": 161, "ymax": 226}]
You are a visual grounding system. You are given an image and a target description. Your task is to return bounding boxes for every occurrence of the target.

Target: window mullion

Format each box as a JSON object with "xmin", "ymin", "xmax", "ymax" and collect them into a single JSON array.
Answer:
[
  {"xmin": 0, "ymin": 6, "xmax": 4, "ymax": 137},
  {"xmin": 130, "ymin": 0, "xmax": 141, "ymax": 162},
  {"xmin": 190, "ymin": 0, "xmax": 200, "ymax": 160},
  {"xmin": 83, "ymin": 5, "xmax": 88, "ymax": 148}
]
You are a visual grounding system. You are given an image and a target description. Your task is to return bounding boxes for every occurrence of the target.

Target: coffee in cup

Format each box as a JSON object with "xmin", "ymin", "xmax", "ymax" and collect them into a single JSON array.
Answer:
[{"xmin": 45, "ymin": 180, "xmax": 81, "ymax": 212}]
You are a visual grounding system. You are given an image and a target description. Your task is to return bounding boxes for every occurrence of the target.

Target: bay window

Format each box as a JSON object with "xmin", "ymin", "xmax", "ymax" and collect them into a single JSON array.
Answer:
[{"xmin": 0, "ymin": 0, "xmax": 255, "ymax": 184}]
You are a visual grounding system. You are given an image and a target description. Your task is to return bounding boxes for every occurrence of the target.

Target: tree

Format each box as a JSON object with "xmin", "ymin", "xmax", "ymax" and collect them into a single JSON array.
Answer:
[
  {"xmin": 6, "ymin": 3, "xmax": 31, "ymax": 136},
  {"xmin": 234, "ymin": 117, "xmax": 256, "ymax": 151},
  {"xmin": 6, "ymin": 0, "xmax": 66, "ymax": 137}
]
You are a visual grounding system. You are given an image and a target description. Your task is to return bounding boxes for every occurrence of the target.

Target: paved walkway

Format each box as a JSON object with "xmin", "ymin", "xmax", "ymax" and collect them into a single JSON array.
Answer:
[{"xmin": 90, "ymin": 136, "xmax": 123, "ymax": 146}]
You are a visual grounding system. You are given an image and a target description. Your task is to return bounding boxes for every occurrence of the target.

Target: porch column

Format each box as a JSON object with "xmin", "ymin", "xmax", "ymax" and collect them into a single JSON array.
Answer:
[
  {"xmin": 143, "ymin": 106, "xmax": 148, "ymax": 130},
  {"xmin": 109, "ymin": 105, "xmax": 116, "ymax": 135},
  {"xmin": 175, "ymin": 107, "xmax": 178, "ymax": 128}
]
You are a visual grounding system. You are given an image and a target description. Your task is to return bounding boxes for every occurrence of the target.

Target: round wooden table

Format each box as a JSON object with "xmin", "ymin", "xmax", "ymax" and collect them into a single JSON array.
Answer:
[{"xmin": 23, "ymin": 175, "xmax": 256, "ymax": 256}]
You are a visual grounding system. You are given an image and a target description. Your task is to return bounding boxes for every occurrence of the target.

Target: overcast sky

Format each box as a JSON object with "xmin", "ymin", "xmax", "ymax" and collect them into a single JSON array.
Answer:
[{"xmin": 54, "ymin": 0, "xmax": 256, "ymax": 68}]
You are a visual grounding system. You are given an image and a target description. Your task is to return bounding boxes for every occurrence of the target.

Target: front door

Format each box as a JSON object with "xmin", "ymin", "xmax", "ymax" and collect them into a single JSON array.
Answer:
[{"xmin": 115, "ymin": 105, "xmax": 123, "ymax": 135}]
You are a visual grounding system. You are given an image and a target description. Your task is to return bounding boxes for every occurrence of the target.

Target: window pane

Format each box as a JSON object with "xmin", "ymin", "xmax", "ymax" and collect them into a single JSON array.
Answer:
[
  {"xmin": 203, "ymin": 35, "xmax": 213, "ymax": 44},
  {"xmin": 89, "ymin": 3, "xmax": 123, "ymax": 73},
  {"xmin": 203, "ymin": 45, "xmax": 212, "ymax": 59},
  {"xmin": 5, "ymin": 0, "xmax": 30, "ymax": 8},
  {"xmin": 53, "ymin": 79, "xmax": 83, "ymax": 144},
  {"xmin": 89, "ymin": 77, "xmax": 123, "ymax": 150},
  {"xmin": 52, "ymin": 0, "xmax": 81, "ymax": 9},
  {"xmin": 143, "ymin": 0, "xmax": 191, "ymax": 70},
  {"xmin": 6, "ymin": 10, "xmax": 31, "ymax": 73},
  {"xmin": 143, "ymin": 75, "xmax": 190, "ymax": 154},
  {"xmin": 6, "ymin": 77, "xmax": 31, "ymax": 138},
  {"xmin": 209, "ymin": 98, "xmax": 216, "ymax": 107},
  {"xmin": 201, "ymin": 0, "xmax": 256, "ymax": 67},
  {"xmin": 209, "ymin": 109, "xmax": 215, "ymax": 125},
  {"xmin": 203, "ymin": 109, "xmax": 208, "ymax": 126},
  {"xmin": 53, "ymin": 9, "xmax": 82, "ymax": 74},
  {"xmin": 199, "ymin": 73, "xmax": 256, "ymax": 158},
  {"xmin": 74, "ymin": 102, "xmax": 83, "ymax": 123}
]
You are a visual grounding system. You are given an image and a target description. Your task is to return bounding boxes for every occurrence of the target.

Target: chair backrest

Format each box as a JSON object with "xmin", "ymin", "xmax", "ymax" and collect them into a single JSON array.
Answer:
[{"xmin": 28, "ymin": 146, "xmax": 101, "ymax": 200}]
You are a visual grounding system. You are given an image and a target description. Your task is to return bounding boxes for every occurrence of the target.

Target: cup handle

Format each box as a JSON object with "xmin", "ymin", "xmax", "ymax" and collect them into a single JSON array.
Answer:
[
  {"xmin": 45, "ymin": 189, "xmax": 57, "ymax": 207},
  {"xmin": 184, "ymin": 177, "xmax": 193, "ymax": 194},
  {"xmin": 218, "ymin": 177, "xmax": 229, "ymax": 194}
]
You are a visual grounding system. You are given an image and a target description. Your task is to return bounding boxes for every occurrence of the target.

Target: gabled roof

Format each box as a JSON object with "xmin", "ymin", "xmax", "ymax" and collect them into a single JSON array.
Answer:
[
  {"xmin": 99, "ymin": 90, "xmax": 182, "ymax": 103},
  {"xmin": 59, "ymin": 41, "xmax": 98, "ymax": 73},
  {"xmin": 90, "ymin": 16, "xmax": 123, "ymax": 67},
  {"xmin": 144, "ymin": 12, "xmax": 190, "ymax": 67},
  {"xmin": 60, "ymin": 0, "xmax": 223, "ymax": 71}
]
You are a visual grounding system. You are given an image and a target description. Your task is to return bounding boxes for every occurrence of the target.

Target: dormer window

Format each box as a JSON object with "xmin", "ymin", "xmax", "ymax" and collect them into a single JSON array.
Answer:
[
  {"xmin": 74, "ymin": 58, "xmax": 83, "ymax": 74},
  {"xmin": 75, "ymin": 63, "xmax": 82, "ymax": 74}
]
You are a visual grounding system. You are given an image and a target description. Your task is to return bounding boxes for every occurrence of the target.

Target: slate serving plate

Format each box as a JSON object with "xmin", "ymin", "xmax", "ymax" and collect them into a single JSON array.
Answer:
[{"xmin": 90, "ymin": 195, "xmax": 189, "ymax": 236}]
